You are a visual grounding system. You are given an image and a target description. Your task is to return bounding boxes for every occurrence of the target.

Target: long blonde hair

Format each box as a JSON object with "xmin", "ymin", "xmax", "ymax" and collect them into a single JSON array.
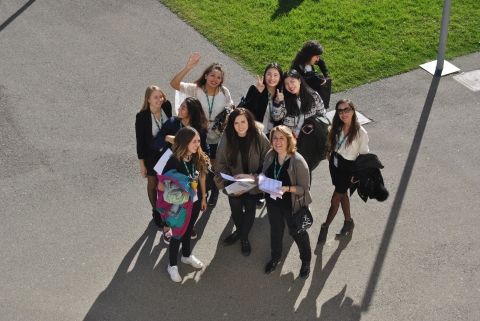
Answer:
[{"xmin": 139, "ymin": 86, "xmax": 167, "ymax": 111}]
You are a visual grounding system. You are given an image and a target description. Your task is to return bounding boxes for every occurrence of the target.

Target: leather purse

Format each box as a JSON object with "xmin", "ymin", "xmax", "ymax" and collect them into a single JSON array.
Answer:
[{"xmin": 291, "ymin": 190, "xmax": 314, "ymax": 235}]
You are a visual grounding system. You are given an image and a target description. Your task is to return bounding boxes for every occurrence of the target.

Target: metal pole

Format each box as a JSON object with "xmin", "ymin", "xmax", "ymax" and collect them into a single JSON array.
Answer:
[{"xmin": 434, "ymin": 0, "xmax": 452, "ymax": 77}]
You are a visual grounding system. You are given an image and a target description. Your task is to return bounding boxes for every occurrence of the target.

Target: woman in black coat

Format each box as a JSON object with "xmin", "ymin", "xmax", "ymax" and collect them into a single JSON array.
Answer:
[
  {"xmin": 291, "ymin": 40, "xmax": 331, "ymax": 109},
  {"xmin": 135, "ymin": 86, "xmax": 172, "ymax": 227}
]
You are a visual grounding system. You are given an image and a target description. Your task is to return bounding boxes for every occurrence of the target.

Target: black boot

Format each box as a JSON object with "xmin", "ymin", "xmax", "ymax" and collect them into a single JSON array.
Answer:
[
  {"xmin": 265, "ymin": 258, "xmax": 280, "ymax": 274},
  {"xmin": 241, "ymin": 240, "xmax": 251, "ymax": 257},
  {"xmin": 300, "ymin": 261, "xmax": 310, "ymax": 278},
  {"xmin": 336, "ymin": 219, "xmax": 354, "ymax": 236},
  {"xmin": 152, "ymin": 209, "xmax": 164, "ymax": 229},
  {"xmin": 207, "ymin": 186, "xmax": 219, "ymax": 206},
  {"xmin": 317, "ymin": 224, "xmax": 328, "ymax": 244},
  {"xmin": 223, "ymin": 231, "xmax": 242, "ymax": 246}
]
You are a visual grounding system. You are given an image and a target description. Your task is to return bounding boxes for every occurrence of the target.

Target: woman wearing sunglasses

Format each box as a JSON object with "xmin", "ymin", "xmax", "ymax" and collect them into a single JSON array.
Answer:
[{"xmin": 317, "ymin": 99, "xmax": 369, "ymax": 244}]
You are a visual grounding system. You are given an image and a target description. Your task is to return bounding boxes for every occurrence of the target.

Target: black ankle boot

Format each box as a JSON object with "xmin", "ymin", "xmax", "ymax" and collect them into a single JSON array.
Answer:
[
  {"xmin": 300, "ymin": 261, "xmax": 310, "ymax": 278},
  {"xmin": 317, "ymin": 224, "xmax": 328, "ymax": 244},
  {"xmin": 265, "ymin": 258, "xmax": 280, "ymax": 274},
  {"xmin": 241, "ymin": 240, "xmax": 251, "ymax": 256},
  {"xmin": 152, "ymin": 209, "xmax": 164, "ymax": 229},
  {"xmin": 336, "ymin": 219, "xmax": 354, "ymax": 236},
  {"xmin": 207, "ymin": 188, "xmax": 219, "ymax": 206}
]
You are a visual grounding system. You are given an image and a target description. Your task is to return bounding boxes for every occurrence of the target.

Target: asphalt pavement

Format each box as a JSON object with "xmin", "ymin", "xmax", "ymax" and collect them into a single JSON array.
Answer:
[{"xmin": 1, "ymin": 0, "xmax": 479, "ymax": 320}]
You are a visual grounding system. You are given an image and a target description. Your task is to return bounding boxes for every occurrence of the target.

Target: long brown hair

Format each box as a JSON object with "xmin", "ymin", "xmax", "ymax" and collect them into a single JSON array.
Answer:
[
  {"xmin": 172, "ymin": 127, "xmax": 208, "ymax": 175},
  {"xmin": 224, "ymin": 108, "xmax": 260, "ymax": 167},
  {"xmin": 328, "ymin": 99, "xmax": 360, "ymax": 151},
  {"xmin": 140, "ymin": 86, "xmax": 167, "ymax": 111},
  {"xmin": 193, "ymin": 62, "xmax": 225, "ymax": 89}
]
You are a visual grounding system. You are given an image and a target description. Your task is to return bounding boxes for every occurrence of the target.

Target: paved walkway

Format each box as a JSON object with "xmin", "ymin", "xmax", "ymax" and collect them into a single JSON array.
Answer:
[{"xmin": 1, "ymin": 0, "xmax": 479, "ymax": 319}]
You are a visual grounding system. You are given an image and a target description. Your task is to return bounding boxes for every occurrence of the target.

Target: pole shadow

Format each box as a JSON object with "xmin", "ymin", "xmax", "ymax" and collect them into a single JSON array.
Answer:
[
  {"xmin": 0, "ymin": 0, "xmax": 36, "ymax": 33},
  {"xmin": 360, "ymin": 76, "xmax": 441, "ymax": 311}
]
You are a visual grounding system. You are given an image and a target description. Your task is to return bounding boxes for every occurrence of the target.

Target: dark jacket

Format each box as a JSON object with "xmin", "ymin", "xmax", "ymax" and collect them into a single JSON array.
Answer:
[
  {"xmin": 296, "ymin": 115, "xmax": 330, "ymax": 171},
  {"xmin": 349, "ymin": 153, "xmax": 389, "ymax": 203},
  {"xmin": 292, "ymin": 59, "xmax": 331, "ymax": 109},
  {"xmin": 244, "ymin": 85, "xmax": 284, "ymax": 126},
  {"xmin": 135, "ymin": 100, "xmax": 173, "ymax": 161},
  {"xmin": 151, "ymin": 117, "xmax": 209, "ymax": 157}
]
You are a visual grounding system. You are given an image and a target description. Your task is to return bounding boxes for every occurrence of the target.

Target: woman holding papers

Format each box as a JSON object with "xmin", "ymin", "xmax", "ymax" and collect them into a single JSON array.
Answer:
[
  {"xmin": 214, "ymin": 108, "xmax": 270, "ymax": 256},
  {"xmin": 135, "ymin": 86, "xmax": 173, "ymax": 228},
  {"xmin": 152, "ymin": 97, "xmax": 209, "ymax": 243},
  {"xmin": 261, "ymin": 125, "xmax": 312, "ymax": 278},
  {"xmin": 317, "ymin": 99, "xmax": 369, "ymax": 244},
  {"xmin": 157, "ymin": 127, "xmax": 208, "ymax": 282}
]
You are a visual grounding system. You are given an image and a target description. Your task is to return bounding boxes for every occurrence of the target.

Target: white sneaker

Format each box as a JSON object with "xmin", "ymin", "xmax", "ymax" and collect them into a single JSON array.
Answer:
[
  {"xmin": 167, "ymin": 265, "xmax": 182, "ymax": 283},
  {"xmin": 181, "ymin": 255, "xmax": 203, "ymax": 269}
]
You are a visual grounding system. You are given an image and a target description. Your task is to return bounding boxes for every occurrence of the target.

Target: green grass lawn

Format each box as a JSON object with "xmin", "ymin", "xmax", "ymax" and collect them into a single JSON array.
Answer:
[{"xmin": 161, "ymin": 0, "xmax": 480, "ymax": 92}]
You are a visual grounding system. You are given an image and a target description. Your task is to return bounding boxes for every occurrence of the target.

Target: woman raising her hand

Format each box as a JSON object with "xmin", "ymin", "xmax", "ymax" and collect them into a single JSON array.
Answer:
[{"xmin": 170, "ymin": 53, "xmax": 234, "ymax": 206}]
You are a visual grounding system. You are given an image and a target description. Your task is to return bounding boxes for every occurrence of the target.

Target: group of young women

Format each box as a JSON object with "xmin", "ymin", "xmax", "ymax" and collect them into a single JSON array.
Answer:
[{"xmin": 135, "ymin": 40, "xmax": 369, "ymax": 282}]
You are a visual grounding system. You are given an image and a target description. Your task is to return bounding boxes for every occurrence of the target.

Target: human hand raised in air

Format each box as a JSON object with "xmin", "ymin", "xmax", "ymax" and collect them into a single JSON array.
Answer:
[
  {"xmin": 256, "ymin": 75, "xmax": 265, "ymax": 93},
  {"xmin": 185, "ymin": 52, "xmax": 201, "ymax": 71}
]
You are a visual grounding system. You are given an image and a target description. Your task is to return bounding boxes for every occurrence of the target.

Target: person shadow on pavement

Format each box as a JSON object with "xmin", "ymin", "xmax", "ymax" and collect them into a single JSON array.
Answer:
[
  {"xmin": 295, "ymin": 234, "xmax": 361, "ymax": 320},
  {"xmin": 84, "ymin": 209, "xmax": 357, "ymax": 320}
]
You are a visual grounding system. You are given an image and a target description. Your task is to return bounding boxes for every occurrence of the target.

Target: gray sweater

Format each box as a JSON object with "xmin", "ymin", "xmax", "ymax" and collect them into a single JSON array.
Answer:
[
  {"xmin": 214, "ymin": 129, "xmax": 271, "ymax": 196},
  {"xmin": 262, "ymin": 150, "xmax": 312, "ymax": 213}
]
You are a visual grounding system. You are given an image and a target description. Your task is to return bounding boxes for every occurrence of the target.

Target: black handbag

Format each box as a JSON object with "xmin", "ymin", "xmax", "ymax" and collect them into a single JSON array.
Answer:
[{"xmin": 291, "ymin": 190, "xmax": 313, "ymax": 235}]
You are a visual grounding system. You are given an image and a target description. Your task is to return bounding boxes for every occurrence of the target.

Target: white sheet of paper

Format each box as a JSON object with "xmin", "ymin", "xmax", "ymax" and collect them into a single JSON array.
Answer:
[
  {"xmin": 225, "ymin": 181, "xmax": 256, "ymax": 194},
  {"xmin": 154, "ymin": 149, "xmax": 173, "ymax": 174},
  {"xmin": 258, "ymin": 173, "xmax": 283, "ymax": 198},
  {"xmin": 220, "ymin": 172, "xmax": 254, "ymax": 182}
]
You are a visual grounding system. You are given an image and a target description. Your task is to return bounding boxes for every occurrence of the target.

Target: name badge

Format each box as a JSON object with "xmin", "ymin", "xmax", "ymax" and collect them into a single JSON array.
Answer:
[{"xmin": 333, "ymin": 155, "xmax": 338, "ymax": 168}]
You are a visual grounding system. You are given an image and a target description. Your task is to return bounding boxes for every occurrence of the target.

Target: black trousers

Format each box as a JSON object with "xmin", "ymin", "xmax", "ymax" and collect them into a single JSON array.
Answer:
[
  {"xmin": 228, "ymin": 193, "xmax": 258, "ymax": 241},
  {"xmin": 266, "ymin": 202, "xmax": 311, "ymax": 262},
  {"xmin": 169, "ymin": 199, "xmax": 201, "ymax": 266}
]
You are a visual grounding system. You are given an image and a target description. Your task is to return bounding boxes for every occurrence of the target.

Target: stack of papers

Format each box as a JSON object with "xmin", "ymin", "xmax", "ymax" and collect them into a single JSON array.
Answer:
[
  {"xmin": 258, "ymin": 173, "xmax": 283, "ymax": 199},
  {"xmin": 220, "ymin": 173, "xmax": 256, "ymax": 194}
]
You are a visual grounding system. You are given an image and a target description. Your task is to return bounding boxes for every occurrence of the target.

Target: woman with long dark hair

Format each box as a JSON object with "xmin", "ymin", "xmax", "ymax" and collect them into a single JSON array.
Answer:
[
  {"xmin": 282, "ymin": 69, "xmax": 325, "ymax": 138},
  {"xmin": 157, "ymin": 127, "xmax": 209, "ymax": 282},
  {"xmin": 171, "ymin": 53, "xmax": 234, "ymax": 206},
  {"xmin": 135, "ymin": 86, "xmax": 172, "ymax": 228},
  {"xmin": 244, "ymin": 63, "xmax": 285, "ymax": 137},
  {"xmin": 291, "ymin": 40, "xmax": 331, "ymax": 109},
  {"xmin": 214, "ymin": 108, "xmax": 270, "ymax": 256},
  {"xmin": 317, "ymin": 99, "xmax": 369, "ymax": 244}
]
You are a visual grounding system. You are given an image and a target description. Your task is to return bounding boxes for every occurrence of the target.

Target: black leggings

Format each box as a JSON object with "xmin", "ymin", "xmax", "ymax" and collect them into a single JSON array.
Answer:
[
  {"xmin": 266, "ymin": 202, "xmax": 311, "ymax": 262},
  {"xmin": 169, "ymin": 199, "xmax": 201, "ymax": 266},
  {"xmin": 228, "ymin": 194, "xmax": 258, "ymax": 241}
]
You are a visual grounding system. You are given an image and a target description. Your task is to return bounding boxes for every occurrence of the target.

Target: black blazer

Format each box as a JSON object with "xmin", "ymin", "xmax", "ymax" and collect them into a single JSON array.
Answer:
[{"xmin": 135, "ymin": 100, "xmax": 172, "ymax": 160}]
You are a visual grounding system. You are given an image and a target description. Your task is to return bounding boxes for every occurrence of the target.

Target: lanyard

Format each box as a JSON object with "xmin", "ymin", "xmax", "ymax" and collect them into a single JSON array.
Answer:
[
  {"xmin": 274, "ymin": 154, "xmax": 288, "ymax": 180},
  {"xmin": 182, "ymin": 159, "xmax": 195, "ymax": 180},
  {"xmin": 296, "ymin": 98, "xmax": 302, "ymax": 125},
  {"xmin": 152, "ymin": 111, "xmax": 163, "ymax": 131},
  {"xmin": 336, "ymin": 132, "xmax": 348, "ymax": 152},
  {"xmin": 267, "ymin": 92, "xmax": 272, "ymax": 118},
  {"xmin": 204, "ymin": 86, "xmax": 216, "ymax": 119}
]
